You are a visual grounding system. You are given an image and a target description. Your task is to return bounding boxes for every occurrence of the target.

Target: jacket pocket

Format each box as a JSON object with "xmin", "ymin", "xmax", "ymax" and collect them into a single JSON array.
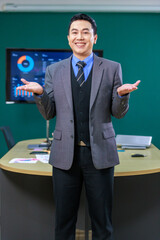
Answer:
[
  {"xmin": 102, "ymin": 127, "xmax": 115, "ymax": 139},
  {"xmin": 53, "ymin": 130, "xmax": 62, "ymax": 140}
]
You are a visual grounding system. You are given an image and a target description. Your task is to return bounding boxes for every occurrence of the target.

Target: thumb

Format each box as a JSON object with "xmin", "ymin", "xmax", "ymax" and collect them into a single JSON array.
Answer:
[
  {"xmin": 21, "ymin": 78, "xmax": 29, "ymax": 85},
  {"xmin": 133, "ymin": 80, "xmax": 141, "ymax": 87}
]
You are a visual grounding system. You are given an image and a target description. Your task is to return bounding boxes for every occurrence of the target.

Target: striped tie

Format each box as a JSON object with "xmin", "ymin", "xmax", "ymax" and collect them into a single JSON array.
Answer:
[{"xmin": 76, "ymin": 61, "xmax": 86, "ymax": 87}]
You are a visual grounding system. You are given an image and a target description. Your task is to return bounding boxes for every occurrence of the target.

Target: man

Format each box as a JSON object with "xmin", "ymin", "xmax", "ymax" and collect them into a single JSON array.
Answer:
[{"xmin": 17, "ymin": 13, "xmax": 140, "ymax": 240}]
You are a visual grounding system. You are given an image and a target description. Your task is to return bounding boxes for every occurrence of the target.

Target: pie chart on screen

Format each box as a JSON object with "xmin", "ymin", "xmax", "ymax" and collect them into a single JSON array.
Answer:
[{"xmin": 17, "ymin": 55, "xmax": 34, "ymax": 72}]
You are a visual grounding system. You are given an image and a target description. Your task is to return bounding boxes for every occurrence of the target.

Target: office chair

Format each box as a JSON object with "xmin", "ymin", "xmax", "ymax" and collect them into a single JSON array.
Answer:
[{"xmin": 0, "ymin": 126, "xmax": 15, "ymax": 150}]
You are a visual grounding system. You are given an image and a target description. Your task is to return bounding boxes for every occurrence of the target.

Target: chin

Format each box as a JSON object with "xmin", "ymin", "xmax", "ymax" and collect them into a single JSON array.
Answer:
[{"xmin": 75, "ymin": 49, "xmax": 89, "ymax": 56}]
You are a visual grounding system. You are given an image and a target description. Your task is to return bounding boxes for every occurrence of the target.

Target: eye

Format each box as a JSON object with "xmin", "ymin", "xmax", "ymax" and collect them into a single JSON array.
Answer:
[{"xmin": 72, "ymin": 31, "xmax": 78, "ymax": 35}]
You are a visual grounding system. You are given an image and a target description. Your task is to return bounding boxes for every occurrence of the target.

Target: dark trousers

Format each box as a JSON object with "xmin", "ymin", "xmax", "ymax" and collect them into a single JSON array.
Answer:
[{"xmin": 52, "ymin": 146, "xmax": 114, "ymax": 240}]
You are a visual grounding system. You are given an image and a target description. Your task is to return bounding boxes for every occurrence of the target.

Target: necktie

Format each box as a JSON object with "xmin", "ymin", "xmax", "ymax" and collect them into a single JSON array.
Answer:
[{"xmin": 76, "ymin": 61, "xmax": 86, "ymax": 87}]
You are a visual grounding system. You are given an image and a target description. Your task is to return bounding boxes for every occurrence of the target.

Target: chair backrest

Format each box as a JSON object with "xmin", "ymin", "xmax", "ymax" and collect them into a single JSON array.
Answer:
[{"xmin": 0, "ymin": 126, "xmax": 15, "ymax": 150}]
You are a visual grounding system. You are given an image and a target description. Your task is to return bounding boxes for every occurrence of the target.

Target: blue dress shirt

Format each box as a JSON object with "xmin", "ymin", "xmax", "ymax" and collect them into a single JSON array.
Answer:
[{"xmin": 72, "ymin": 53, "xmax": 94, "ymax": 81}]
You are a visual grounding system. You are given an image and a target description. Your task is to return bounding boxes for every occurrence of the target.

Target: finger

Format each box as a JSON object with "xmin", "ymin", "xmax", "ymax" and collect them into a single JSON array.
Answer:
[
  {"xmin": 133, "ymin": 80, "xmax": 141, "ymax": 87},
  {"xmin": 124, "ymin": 85, "xmax": 137, "ymax": 92},
  {"xmin": 118, "ymin": 86, "xmax": 137, "ymax": 95},
  {"xmin": 16, "ymin": 85, "xmax": 26, "ymax": 90},
  {"xmin": 21, "ymin": 78, "xmax": 30, "ymax": 85}
]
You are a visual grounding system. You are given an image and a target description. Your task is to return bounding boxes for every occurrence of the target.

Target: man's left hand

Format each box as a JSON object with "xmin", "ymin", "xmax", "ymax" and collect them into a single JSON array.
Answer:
[{"xmin": 117, "ymin": 80, "xmax": 141, "ymax": 96}]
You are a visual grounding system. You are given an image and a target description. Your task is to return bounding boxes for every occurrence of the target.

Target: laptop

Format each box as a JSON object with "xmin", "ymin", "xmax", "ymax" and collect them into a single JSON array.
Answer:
[{"xmin": 116, "ymin": 134, "xmax": 152, "ymax": 149}]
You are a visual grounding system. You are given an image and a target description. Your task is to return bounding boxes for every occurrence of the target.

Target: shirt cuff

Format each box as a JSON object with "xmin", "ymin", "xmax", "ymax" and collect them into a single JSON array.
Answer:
[{"xmin": 117, "ymin": 93, "xmax": 129, "ymax": 98}]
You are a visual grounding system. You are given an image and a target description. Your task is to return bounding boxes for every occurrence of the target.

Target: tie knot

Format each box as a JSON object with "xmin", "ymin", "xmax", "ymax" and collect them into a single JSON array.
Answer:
[{"xmin": 76, "ymin": 61, "xmax": 86, "ymax": 69}]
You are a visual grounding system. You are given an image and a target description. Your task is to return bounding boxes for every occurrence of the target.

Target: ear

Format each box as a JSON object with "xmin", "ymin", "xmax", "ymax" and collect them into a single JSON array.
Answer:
[{"xmin": 94, "ymin": 34, "xmax": 98, "ymax": 44}]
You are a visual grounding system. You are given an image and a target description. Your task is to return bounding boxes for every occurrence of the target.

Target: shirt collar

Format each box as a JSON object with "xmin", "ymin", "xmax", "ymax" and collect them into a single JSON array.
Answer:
[{"xmin": 72, "ymin": 53, "xmax": 93, "ymax": 66}]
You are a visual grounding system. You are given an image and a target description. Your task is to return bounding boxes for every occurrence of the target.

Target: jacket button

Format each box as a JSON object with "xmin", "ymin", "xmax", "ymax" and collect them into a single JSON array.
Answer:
[
  {"xmin": 70, "ymin": 135, "xmax": 73, "ymax": 138},
  {"xmin": 70, "ymin": 120, "xmax": 73, "ymax": 123}
]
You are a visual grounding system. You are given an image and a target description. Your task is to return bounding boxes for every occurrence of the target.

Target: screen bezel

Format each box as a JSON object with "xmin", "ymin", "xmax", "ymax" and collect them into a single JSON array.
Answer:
[{"xmin": 6, "ymin": 48, "xmax": 103, "ymax": 104}]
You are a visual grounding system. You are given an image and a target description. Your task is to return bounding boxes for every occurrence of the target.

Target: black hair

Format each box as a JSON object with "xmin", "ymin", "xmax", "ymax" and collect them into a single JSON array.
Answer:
[{"xmin": 68, "ymin": 13, "xmax": 97, "ymax": 35}]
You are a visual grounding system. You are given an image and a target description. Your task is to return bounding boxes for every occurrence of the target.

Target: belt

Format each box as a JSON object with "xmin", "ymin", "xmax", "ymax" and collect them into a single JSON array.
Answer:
[{"xmin": 77, "ymin": 141, "xmax": 87, "ymax": 147}]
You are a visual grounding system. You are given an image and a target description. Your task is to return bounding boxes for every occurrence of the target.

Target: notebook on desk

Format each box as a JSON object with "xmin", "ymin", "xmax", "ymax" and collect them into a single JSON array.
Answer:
[{"xmin": 116, "ymin": 135, "xmax": 152, "ymax": 149}]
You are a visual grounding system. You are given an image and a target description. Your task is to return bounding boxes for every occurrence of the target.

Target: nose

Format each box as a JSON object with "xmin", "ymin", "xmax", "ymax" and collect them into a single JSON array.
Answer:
[{"xmin": 77, "ymin": 32, "xmax": 84, "ymax": 40}]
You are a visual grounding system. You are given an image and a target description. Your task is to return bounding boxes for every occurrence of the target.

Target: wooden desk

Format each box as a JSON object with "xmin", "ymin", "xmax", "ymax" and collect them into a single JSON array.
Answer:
[
  {"xmin": 115, "ymin": 144, "xmax": 160, "ymax": 176},
  {"xmin": 0, "ymin": 139, "xmax": 160, "ymax": 240},
  {"xmin": 0, "ymin": 139, "xmax": 53, "ymax": 176},
  {"xmin": 0, "ymin": 139, "xmax": 160, "ymax": 176}
]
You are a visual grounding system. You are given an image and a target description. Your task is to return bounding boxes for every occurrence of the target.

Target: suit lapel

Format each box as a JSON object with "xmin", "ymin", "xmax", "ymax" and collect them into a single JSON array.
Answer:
[
  {"xmin": 90, "ymin": 54, "xmax": 104, "ymax": 111},
  {"xmin": 61, "ymin": 56, "xmax": 73, "ymax": 111}
]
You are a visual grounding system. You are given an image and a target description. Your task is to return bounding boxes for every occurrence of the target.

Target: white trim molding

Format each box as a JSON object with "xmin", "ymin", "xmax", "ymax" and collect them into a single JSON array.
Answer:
[{"xmin": 1, "ymin": 2, "xmax": 160, "ymax": 12}]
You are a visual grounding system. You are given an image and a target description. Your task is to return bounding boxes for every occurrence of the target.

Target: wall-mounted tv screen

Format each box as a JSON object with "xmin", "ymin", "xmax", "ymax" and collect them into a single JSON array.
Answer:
[{"xmin": 6, "ymin": 48, "xmax": 103, "ymax": 104}]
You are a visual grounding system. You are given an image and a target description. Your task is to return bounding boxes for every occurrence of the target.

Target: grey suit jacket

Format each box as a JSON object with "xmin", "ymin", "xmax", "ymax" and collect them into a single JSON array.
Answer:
[{"xmin": 34, "ymin": 54, "xmax": 129, "ymax": 170}]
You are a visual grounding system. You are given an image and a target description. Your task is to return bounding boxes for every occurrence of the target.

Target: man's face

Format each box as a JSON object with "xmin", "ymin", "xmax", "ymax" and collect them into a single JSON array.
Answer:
[{"xmin": 67, "ymin": 20, "xmax": 97, "ymax": 60}]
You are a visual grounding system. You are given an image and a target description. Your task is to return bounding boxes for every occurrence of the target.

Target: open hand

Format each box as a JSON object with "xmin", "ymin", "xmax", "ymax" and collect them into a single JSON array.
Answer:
[
  {"xmin": 117, "ymin": 80, "xmax": 141, "ymax": 96},
  {"xmin": 16, "ymin": 78, "xmax": 44, "ymax": 95}
]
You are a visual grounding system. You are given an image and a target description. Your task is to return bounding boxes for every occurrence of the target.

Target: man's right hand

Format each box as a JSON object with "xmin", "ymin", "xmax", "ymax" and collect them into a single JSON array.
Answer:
[{"xmin": 16, "ymin": 78, "xmax": 44, "ymax": 95}]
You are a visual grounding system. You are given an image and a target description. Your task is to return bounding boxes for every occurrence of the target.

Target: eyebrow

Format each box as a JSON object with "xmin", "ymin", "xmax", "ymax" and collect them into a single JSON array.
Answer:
[{"xmin": 71, "ymin": 28, "xmax": 90, "ymax": 32}]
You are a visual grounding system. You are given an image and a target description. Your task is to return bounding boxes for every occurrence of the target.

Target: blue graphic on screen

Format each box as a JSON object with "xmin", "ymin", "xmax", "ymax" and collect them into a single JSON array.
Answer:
[
  {"xmin": 9, "ymin": 50, "xmax": 72, "ymax": 102},
  {"xmin": 17, "ymin": 55, "xmax": 34, "ymax": 72}
]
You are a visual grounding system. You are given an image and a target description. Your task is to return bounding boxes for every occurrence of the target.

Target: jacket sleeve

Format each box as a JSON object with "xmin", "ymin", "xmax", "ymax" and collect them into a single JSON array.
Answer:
[
  {"xmin": 111, "ymin": 63, "xmax": 130, "ymax": 119},
  {"xmin": 34, "ymin": 66, "xmax": 56, "ymax": 120}
]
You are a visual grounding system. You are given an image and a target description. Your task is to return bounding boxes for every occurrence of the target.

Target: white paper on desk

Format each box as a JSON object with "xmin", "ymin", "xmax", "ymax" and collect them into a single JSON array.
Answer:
[
  {"xmin": 9, "ymin": 158, "xmax": 38, "ymax": 164},
  {"xmin": 36, "ymin": 154, "xmax": 49, "ymax": 163}
]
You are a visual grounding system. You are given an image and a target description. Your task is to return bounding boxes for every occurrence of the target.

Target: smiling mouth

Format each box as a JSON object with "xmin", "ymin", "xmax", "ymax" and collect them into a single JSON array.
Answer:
[{"xmin": 75, "ymin": 43, "xmax": 86, "ymax": 47}]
